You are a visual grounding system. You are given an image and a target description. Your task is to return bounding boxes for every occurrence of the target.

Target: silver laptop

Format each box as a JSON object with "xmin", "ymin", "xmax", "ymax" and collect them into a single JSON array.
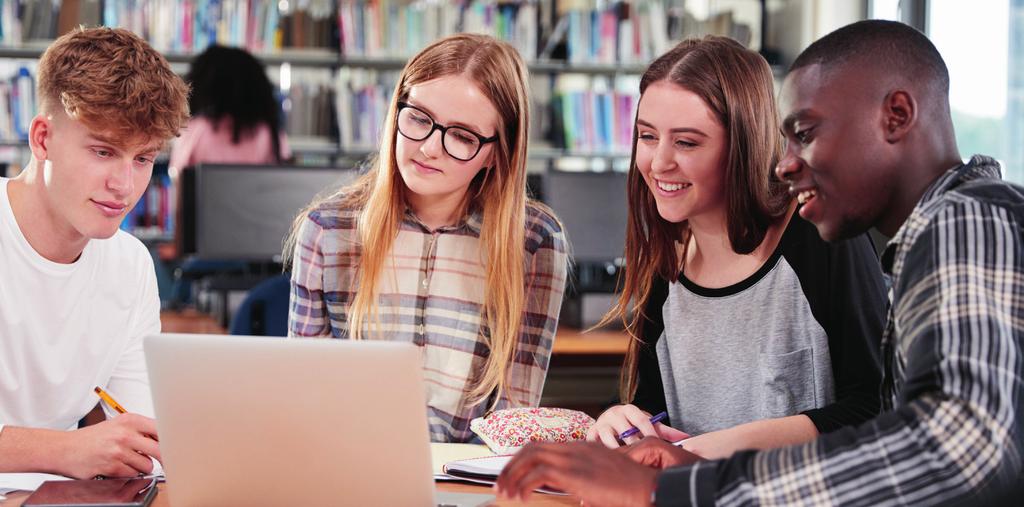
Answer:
[{"xmin": 145, "ymin": 334, "xmax": 492, "ymax": 507}]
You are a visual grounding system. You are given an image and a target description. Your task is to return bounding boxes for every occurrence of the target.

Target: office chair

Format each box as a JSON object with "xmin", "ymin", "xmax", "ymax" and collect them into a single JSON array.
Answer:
[{"xmin": 228, "ymin": 273, "xmax": 291, "ymax": 336}]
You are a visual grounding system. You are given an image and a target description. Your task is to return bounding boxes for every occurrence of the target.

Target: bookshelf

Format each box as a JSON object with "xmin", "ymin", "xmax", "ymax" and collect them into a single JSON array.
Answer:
[
  {"xmin": 0, "ymin": 0, "xmax": 775, "ymax": 159},
  {"xmin": 0, "ymin": 0, "xmax": 778, "ymax": 242},
  {"xmin": 338, "ymin": 54, "xmax": 650, "ymax": 75}
]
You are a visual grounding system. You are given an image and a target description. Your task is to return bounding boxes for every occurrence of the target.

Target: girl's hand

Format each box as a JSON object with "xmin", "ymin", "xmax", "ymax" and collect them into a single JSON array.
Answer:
[{"xmin": 586, "ymin": 404, "xmax": 689, "ymax": 448}]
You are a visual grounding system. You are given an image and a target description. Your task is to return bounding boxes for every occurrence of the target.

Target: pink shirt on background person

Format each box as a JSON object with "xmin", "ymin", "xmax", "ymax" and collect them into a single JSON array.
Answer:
[{"xmin": 169, "ymin": 116, "xmax": 291, "ymax": 170}]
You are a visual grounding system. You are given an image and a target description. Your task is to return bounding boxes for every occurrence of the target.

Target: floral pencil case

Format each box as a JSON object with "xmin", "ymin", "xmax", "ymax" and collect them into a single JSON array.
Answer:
[{"xmin": 470, "ymin": 407, "xmax": 596, "ymax": 454}]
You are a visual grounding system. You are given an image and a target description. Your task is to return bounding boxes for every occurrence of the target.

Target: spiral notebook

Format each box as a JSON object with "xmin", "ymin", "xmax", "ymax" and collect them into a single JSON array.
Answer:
[{"xmin": 443, "ymin": 456, "xmax": 566, "ymax": 495}]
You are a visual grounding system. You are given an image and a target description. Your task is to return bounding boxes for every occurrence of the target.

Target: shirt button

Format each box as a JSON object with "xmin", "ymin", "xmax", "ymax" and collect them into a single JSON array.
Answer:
[
  {"xmin": 418, "ymin": 324, "xmax": 425, "ymax": 335},
  {"xmin": 421, "ymin": 279, "xmax": 429, "ymax": 288}
]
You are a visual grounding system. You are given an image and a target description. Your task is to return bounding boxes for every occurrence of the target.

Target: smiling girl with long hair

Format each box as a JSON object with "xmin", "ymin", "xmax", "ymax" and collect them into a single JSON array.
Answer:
[{"xmin": 587, "ymin": 36, "xmax": 887, "ymax": 459}]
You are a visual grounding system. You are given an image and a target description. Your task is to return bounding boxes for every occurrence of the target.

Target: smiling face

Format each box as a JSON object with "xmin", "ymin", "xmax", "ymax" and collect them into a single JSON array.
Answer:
[
  {"xmin": 634, "ymin": 80, "xmax": 728, "ymax": 225},
  {"xmin": 394, "ymin": 74, "xmax": 501, "ymax": 210},
  {"xmin": 34, "ymin": 110, "xmax": 159, "ymax": 243},
  {"xmin": 776, "ymin": 64, "xmax": 894, "ymax": 241}
]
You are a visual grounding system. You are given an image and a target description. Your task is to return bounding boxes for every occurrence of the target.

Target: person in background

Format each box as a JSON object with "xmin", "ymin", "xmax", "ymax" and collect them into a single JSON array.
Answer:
[
  {"xmin": 585, "ymin": 35, "xmax": 885, "ymax": 461},
  {"xmin": 496, "ymin": 20, "xmax": 1023, "ymax": 507},
  {"xmin": 0, "ymin": 27, "xmax": 189, "ymax": 479},
  {"xmin": 169, "ymin": 45, "xmax": 290, "ymax": 172},
  {"xmin": 286, "ymin": 34, "xmax": 568, "ymax": 443}
]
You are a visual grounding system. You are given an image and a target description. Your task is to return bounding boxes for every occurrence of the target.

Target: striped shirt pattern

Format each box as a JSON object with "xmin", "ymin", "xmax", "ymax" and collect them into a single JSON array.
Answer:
[
  {"xmin": 656, "ymin": 156, "xmax": 1024, "ymax": 506},
  {"xmin": 289, "ymin": 199, "xmax": 568, "ymax": 443}
]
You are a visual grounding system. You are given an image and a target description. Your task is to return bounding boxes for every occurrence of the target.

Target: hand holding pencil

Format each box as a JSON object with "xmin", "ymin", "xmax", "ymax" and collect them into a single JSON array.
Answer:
[
  {"xmin": 94, "ymin": 386, "xmax": 127, "ymax": 414},
  {"xmin": 50, "ymin": 387, "xmax": 163, "ymax": 479}
]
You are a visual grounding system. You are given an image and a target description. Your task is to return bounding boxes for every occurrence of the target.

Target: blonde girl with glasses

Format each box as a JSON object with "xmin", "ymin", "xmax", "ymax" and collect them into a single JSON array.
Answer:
[{"xmin": 286, "ymin": 34, "xmax": 569, "ymax": 443}]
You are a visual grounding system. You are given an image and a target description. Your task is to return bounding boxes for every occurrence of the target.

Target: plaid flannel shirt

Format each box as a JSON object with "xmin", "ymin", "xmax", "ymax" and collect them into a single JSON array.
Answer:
[
  {"xmin": 288, "ymin": 199, "xmax": 568, "ymax": 443},
  {"xmin": 657, "ymin": 155, "xmax": 1024, "ymax": 506}
]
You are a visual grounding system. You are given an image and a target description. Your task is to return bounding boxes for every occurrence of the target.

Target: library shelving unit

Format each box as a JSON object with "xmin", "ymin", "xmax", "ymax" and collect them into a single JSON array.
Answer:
[
  {"xmin": 0, "ymin": 1, "xmax": 342, "ymax": 244},
  {"xmin": 0, "ymin": 0, "xmax": 777, "ymax": 242},
  {"xmin": 329, "ymin": 0, "xmax": 777, "ymax": 168}
]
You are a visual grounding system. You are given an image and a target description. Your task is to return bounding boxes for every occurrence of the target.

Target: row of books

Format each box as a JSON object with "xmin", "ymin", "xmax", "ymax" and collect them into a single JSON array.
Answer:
[
  {"xmin": 337, "ymin": 0, "xmax": 751, "ymax": 67},
  {"xmin": 334, "ymin": 66, "xmax": 638, "ymax": 155},
  {"xmin": 0, "ymin": 66, "xmax": 638, "ymax": 156},
  {"xmin": 0, "ymin": 62, "xmax": 35, "ymax": 141},
  {"xmin": 564, "ymin": 1, "xmax": 670, "ymax": 65},
  {"xmin": 550, "ymin": 74, "xmax": 639, "ymax": 154},
  {"xmin": 334, "ymin": 67, "xmax": 397, "ymax": 151},
  {"xmin": 0, "ymin": 0, "xmax": 336, "ymax": 52},
  {"xmin": 0, "ymin": 0, "xmax": 65, "ymax": 44},
  {"xmin": 283, "ymin": 68, "xmax": 337, "ymax": 139},
  {"xmin": 121, "ymin": 172, "xmax": 175, "ymax": 238},
  {"xmin": 3, "ymin": 0, "xmax": 758, "ymax": 66},
  {"xmin": 338, "ymin": 0, "xmax": 540, "ymax": 62},
  {"xmin": 0, "ymin": 63, "xmax": 336, "ymax": 145}
]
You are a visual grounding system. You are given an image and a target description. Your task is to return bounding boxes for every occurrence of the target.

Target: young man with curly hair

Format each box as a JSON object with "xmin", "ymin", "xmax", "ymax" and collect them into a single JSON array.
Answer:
[{"xmin": 0, "ymin": 27, "xmax": 189, "ymax": 479}]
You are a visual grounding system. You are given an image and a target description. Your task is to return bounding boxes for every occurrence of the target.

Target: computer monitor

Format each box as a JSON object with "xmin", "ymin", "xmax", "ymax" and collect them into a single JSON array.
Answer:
[
  {"xmin": 541, "ymin": 170, "xmax": 628, "ymax": 263},
  {"xmin": 183, "ymin": 164, "xmax": 357, "ymax": 261}
]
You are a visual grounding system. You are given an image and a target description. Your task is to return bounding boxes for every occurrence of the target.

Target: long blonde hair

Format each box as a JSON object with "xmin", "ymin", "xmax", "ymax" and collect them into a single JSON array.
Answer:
[
  {"xmin": 286, "ymin": 34, "xmax": 533, "ymax": 407},
  {"xmin": 597, "ymin": 36, "xmax": 790, "ymax": 402}
]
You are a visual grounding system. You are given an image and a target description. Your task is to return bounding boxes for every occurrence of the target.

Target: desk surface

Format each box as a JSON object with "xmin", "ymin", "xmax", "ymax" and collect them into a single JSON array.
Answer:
[
  {"xmin": 0, "ymin": 482, "xmax": 576, "ymax": 506},
  {"xmin": 161, "ymin": 310, "xmax": 631, "ymax": 356}
]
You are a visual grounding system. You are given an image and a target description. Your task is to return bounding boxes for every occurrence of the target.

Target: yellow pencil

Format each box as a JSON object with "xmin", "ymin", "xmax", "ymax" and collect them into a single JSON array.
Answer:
[{"xmin": 93, "ymin": 386, "xmax": 127, "ymax": 414}]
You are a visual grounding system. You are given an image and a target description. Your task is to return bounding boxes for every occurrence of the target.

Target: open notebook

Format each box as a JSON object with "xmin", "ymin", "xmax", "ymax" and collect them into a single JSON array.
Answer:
[
  {"xmin": 443, "ymin": 456, "xmax": 566, "ymax": 495},
  {"xmin": 431, "ymin": 443, "xmax": 494, "ymax": 480},
  {"xmin": 440, "ymin": 438, "xmax": 689, "ymax": 495}
]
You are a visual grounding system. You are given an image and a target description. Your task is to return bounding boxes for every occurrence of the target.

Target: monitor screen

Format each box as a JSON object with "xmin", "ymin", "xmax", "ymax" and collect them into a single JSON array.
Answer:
[
  {"xmin": 193, "ymin": 164, "xmax": 357, "ymax": 261},
  {"xmin": 542, "ymin": 171, "xmax": 628, "ymax": 263}
]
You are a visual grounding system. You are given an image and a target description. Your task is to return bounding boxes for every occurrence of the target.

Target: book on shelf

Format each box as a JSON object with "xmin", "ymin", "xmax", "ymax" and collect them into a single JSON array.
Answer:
[
  {"xmin": 551, "ymin": 73, "xmax": 638, "ymax": 155},
  {"xmin": 0, "ymin": 62, "xmax": 37, "ymax": 142},
  {"xmin": 338, "ymin": 0, "xmax": 539, "ymax": 61},
  {"xmin": 334, "ymin": 66, "xmax": 397, "ymax": 153},
  {"xmin": 121, "ymin": 170, "xmax": 174, "ymax": 241},
  {"xmin": 281, "ymin": 67, "xmax": 337, "ymax": 142},
  {"xmin": 561, "ymin": 0, "xmax": 669, "ymax": 66}
]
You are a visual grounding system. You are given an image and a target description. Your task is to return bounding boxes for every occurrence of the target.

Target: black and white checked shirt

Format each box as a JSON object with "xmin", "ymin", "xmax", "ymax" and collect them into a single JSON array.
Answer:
[{"xmin": 656, "ymin": 155, "xmax": 1024, "ymax": 506}]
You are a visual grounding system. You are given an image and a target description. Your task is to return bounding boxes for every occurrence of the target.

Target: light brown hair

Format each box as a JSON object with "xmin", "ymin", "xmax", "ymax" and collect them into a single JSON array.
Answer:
[
  {"xmin": 602, "ymin": 36, "xmax": 790, "ymax": 401},
  {"xmin": 287, "ymin": 33, "xmax": 546, "ymax": 407},
  {"xmin": 37, "ymin": 27, "xmax": 190, "ymax": 144}
]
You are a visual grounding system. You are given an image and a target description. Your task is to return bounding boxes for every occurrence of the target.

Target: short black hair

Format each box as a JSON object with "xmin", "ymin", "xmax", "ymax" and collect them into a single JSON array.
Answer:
[{"xmin": 790, "ymin": 20, "xmax": 949, "ymax": 94}]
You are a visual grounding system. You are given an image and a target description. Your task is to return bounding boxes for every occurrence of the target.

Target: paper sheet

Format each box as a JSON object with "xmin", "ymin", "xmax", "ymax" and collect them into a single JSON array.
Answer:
[
  {"xmin": 0, "ymin": 473, "xmax": 72, "ymax": 494},
  {"xmin": 443, "ymin": 455, "xmax": 511, "ymax": 476},
  {"xmin": 443, "ymin": 455, "xmax": 565, "ymax": 496},
  {"xmin": 429, "ymin": 443, "xmax": 494, "ymax": 475}
]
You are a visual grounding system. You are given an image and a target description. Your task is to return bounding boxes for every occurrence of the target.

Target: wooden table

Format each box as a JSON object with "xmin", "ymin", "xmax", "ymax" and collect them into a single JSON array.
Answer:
[
  {"xmin": 160, "ymin": 310, "xmax": 631, "ymax": 356},
  {"xmin": 551, "ymin": 327, "xmax": 630, "ymax": 356},
  {"xmin": 0, "ymin": 481, "xmax": 576, "ymax": 506}
]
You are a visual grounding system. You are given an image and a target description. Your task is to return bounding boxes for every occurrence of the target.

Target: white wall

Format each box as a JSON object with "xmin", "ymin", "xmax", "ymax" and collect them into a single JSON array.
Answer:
[{"xmin": 767, "ymin": 0, "xmax": 867, "ymax": 66}]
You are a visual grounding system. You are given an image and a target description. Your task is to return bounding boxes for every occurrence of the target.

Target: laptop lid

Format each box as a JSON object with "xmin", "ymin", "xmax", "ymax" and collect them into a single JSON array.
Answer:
[{"xmin": 145, "ymin": 334, "xmax": 436, "ymax": 506}]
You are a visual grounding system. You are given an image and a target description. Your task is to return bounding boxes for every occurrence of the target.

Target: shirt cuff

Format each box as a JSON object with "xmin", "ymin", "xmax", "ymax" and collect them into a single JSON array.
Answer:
[{"xmin": 654, "ymin": 462, "xmax": 717, "ymax": 507}]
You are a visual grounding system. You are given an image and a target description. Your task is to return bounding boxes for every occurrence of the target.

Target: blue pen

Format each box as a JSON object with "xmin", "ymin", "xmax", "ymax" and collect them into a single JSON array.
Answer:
[{"xmin": 618, "ymin": 411, "xmax": 668, "ymax": 440}]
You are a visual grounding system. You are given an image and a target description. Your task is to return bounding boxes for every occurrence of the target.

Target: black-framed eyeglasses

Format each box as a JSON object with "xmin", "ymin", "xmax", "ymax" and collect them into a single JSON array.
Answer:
[{"xmin": 396, "ymin": 102, "xmax": 498, "ymax": 162}]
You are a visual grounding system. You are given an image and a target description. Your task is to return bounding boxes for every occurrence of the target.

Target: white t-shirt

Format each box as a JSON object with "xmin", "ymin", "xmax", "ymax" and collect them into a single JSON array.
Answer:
[{"xmin": 0, "ymin": 178, "xmax": 160, "ymax": 435}]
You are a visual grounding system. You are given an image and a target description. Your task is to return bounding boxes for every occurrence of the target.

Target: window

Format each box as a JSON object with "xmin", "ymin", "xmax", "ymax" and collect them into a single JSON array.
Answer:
[
  {"xmin": 928, "ymin": 0, "xmax": 1018, "ymax": 182},
  {"xmin": 869, "ymin": 1, "xmax": 1018, "ymax": 182}
]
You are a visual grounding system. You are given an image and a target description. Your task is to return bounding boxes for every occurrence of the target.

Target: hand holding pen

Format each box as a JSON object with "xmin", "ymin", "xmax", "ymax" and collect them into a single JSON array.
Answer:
[
  {"xmin": 617, "ymin": 411, "xmax": 668, "ymax": 440},
  {"xmin": 586, "ymin": 405, "xmax": 689, "ymax": 448}
]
